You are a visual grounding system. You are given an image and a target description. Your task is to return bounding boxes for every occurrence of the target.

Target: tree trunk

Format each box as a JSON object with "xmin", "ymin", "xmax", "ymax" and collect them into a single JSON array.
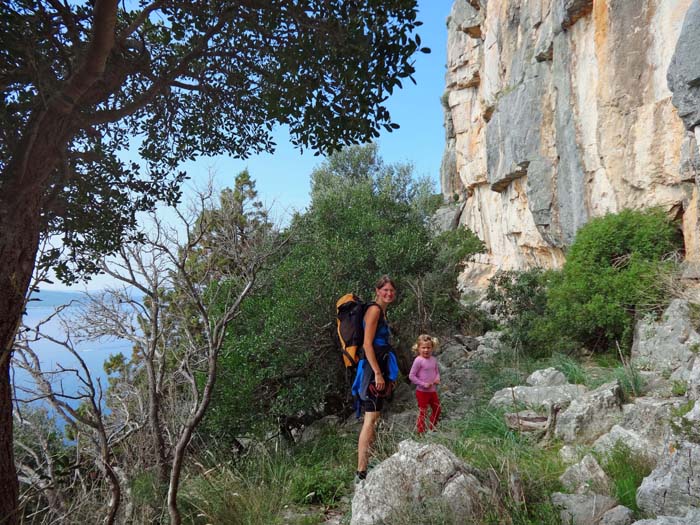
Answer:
[
  {"xmin": 0, "ymin": 185, "xmax": 44, "ymax": 524},
  {"xmin": 0, "ymin": 358, "xmax": 19, "ymax": 525}
]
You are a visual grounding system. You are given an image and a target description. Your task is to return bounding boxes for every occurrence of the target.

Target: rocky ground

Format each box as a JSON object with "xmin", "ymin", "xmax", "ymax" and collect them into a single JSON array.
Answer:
[{"xmin": 300, "ymin": 297, "xmax": 700, "ymax": 525}]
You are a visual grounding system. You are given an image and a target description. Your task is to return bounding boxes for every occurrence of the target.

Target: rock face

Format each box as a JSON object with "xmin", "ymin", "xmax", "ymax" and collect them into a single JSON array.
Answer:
[
  {"xmin": 636, "ymin": 440, "xmax": 700, "ymax": 517},
  {"xmin": 350, "ymin": 440, "xmax": 490, "ymax": 525},
  {"xmin": 555, "ymin": 381, "xmax": 624, "ymax": 443},
  {"xmin": 631, "ymin": 300, "xmax": 700, "ymax": 382},
  {"xmin": 442, "ymin": 0, "xmax": 700, "ymax": 288}
]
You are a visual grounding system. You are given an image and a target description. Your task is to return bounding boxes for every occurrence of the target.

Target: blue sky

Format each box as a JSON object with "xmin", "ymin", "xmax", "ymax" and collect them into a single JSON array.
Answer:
[
  {"xmin": 46, "ymin": 1, "xmax": 452, "ymax": 291},
  {"xmin": 179, "ymin": 1, "xmax": 452, "ymax": 218}
]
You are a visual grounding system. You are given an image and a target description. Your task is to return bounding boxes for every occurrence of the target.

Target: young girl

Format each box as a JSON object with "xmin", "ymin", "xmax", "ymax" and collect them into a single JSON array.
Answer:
[{"xmin": 408, "ymin": 335, "xmax": 441, "ymax": 433}]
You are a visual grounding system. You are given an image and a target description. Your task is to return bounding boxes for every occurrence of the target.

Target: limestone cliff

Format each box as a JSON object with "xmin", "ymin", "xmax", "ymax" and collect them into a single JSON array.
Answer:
[{"xmin": 442, "ymin": 0, "xmax": 700, "ymax": 288}]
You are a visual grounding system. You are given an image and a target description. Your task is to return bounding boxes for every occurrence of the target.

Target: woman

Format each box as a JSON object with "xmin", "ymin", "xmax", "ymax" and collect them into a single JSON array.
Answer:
[{"xmin": 356, "ymin": 275, "xmax": 397, "ymax": 482}]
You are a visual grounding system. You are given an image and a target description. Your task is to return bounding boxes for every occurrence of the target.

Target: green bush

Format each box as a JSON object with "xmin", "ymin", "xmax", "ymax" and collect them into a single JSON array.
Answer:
[
  {"xmin": 289, "ymin": 465, "xmax": 347, "ymax": 505},
  {"xmin": 204, "ymin": 145, "xmax": 484, "ymax": 438},
  {"xmin": 547, "ymin": 209, "xmax": 680, "ymax": 352},
  {"xmin": 486, "ymin": 269, "xmax": 564, "ymax": 358}
]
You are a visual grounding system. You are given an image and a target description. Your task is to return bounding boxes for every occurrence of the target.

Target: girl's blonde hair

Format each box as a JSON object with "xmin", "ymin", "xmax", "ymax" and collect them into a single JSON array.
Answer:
[{"xmin": 412, "ymin": 334, "xmax": 439, "ymax": 354}]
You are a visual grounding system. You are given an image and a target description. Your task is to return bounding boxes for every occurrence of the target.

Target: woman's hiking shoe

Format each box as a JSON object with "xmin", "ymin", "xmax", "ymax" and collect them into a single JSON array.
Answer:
[{"xmin": 354, "ymin": 470, "xmax": 367, "ymax": 484}]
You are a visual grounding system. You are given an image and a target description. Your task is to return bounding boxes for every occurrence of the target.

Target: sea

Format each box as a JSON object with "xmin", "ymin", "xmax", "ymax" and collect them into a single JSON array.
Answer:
[{"xmin": 12, "ymin": 290, "xmax": 131, "ymax": 414}]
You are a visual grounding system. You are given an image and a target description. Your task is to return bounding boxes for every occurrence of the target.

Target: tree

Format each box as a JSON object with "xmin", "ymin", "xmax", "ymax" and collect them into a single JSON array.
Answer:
[
  {"xmin": 203, "ymin": 145, "xmax": 483, "ymax": 441},
  {"xmin": 0, "ymin": 1, "xmax": 427, "ymax": 520},
  {"xmin": 13, "ymin": 177, "xmax": 283, "ymax": 523}
]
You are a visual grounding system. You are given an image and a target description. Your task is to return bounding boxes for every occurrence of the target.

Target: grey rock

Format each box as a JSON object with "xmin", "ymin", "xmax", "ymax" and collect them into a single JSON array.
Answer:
[
  {"xmin": 470, "ymin": 331, "xmax": 506, "ymax": 363},
  {"xmin": 453, "ymin": 334, "xmax": 480, "ymax": 352},
  {"xmin": 668, "ymin": 0, "xmax": 700, "ymax": 130},
  {"xmin": 485, "ymin": 62, "xmax": 555, "ymax": 205},
  {"xmin": 593, "ymin": 425, "xmax": 657, "ymax": 465},
  {"xmin": 526, "ymin": 367, "xmax": 568, "ymax": 386},
  {"xmin": 560, "ymin": 444, "xmax": 585, "ymax": 464},
  {"xmin": 632, "ymin": 509, "xmax": 700, "ymax": 524},
  {"xmin": 555, "ymin": 381, "xmax": 623, "ymax": 443},
  {"xmin": 351, "ymin": 440, "xmax": 490, "ymax": 525},
  {"xmin": 550, "ymin": 492, "xmax": 618, "ymax": 525},
  {"xmin": 430, "ymin": 203, "xmax": 464, "ymax": 234},
  {"xmin": 552, "ymin": 0, "xmax": 593, "ymax": 32},
  {"xmin": 636, "ymin": 440, "xmax": 700, "ymax": 517},
  {"xmin": 631, "ymin": 300, "xmax": 700, "ymax": 381},
  {"xmin": 620, "ymin": 397, "xmax": 685, "ymax": 451},
  {"xmin": 559, "ymin": 454, "xmax": 612, "ymax": 495},
  {"xmin": 534, "ymin": 17, "xmax": 554, "ymax": 62},
  {"xmin": 298, "ymin": 415, "xmax": 341, "ymax": 443},
  {"xmin": 687, "ymin": 355, "xmax": 700, "ymax": 400},
  {"xmin": 679, "ymin": 133, "xmax": 700, "ymax": 182},
  {"xmin": 439, "ymin": 340, "xmax": 471, "ymax": 369},
  {"xmin": 600, "ymin": 505, "xmax": 634, "ymax": 525},
  {"xmin": 552, "ymin": 31, "xmax": 588, "ymax": 245},
  {"xmin": 489, "ymin": 383, "xmax": 587, "ymax": 410}
]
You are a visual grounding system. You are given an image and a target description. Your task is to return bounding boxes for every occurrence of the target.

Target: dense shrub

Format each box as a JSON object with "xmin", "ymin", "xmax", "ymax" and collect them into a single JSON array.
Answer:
[
  {"xmin": 486, "ymin": 269, "xmax": 559, "ymax": 357},
  {"xmin": 547, "ymin": 208, "xmax": 680, "ymax": 352},
  {"xmin": 204, "ymin": 144, "xmax": 484, "ymax": 438},
  {"xmin": 488, "ymin": 209, "xmax": 680, "ymax": 356}
]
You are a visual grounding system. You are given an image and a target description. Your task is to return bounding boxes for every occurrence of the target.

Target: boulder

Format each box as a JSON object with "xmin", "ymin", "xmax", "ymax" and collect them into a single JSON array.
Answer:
[
  {"xmin": 489, "ymin": 384, "xmax": 586, "ymax": 410},
  {"xmin": 631, "ymin": 300, "xmax": 700, "ymax": 381},
  {"xmin": 555, "ymin": 382, "xmax": 623, "ymax": 443},
  {"xmin": 526, "ymin": 367, "xmax": 568, "ymax": 386},
  {"xmin": 560, "ymin": 444, "xmax": 585, "ymax": 464},
  {"xmin": 622, "ymin": 398, "xmax": 686, "ymax": 441},
  {"xmin": 470, "ymin": 331, "xmax": 505, "ymax": 362},
  {"xmin": 351, "ymin": 440, "xmax": 490, "ymax": 525},
  {"xmin": 600, "ymin": 505, "xmax": 634, "ymax": 525},
  {"xmin": 593, "ymin": 426, "xmax": 657, "ymax": 464},
  {"xmin": 550, "ymin": 492, "xmax": 618, "ymax": 525},
  {"xmin": 299, "ymin": 415, "xmax": 340, "ymax": 444},
  {"xmin": 687, "ymin": 356, "xmax": 700, "ymax": 400},
  {"xmin": 632, "ymin": 509, "xmax": 700, "ymax": 524},
  {"xmin": 636, "ymin": 440, "xmax": 700, "ymax": 517},
  {"xmin": 559, "ymin": 454, "xmax": 612, "ymax": 495}
]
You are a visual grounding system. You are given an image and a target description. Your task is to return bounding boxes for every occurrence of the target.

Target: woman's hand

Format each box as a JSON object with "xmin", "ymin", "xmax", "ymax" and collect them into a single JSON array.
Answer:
[{"xmin": 375, "ymin": 372, "xmax": 385, "ymax": 391}]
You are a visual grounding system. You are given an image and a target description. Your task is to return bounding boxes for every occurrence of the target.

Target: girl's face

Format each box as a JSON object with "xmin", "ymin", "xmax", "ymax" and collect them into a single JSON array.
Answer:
[
  {"xmin": 376, "ymin": 283, "xmax": 396, "ymax": 305},
  {"xmin": 418, "ymin": 342, "xmax": 433, "ymax": 358}
]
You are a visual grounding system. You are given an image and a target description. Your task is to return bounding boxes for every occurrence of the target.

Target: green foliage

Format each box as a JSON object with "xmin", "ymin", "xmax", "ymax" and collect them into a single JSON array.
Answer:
[
  {"xmin": 453, "ymin": 407, "xmax": 565, "ymax": 525},
  {"xmin": 486, "ymin": 269, "xmax": 562, "ymax": 358},
  {"xmin": 179, "ymin": 428, "xmax": 355, "ymax": 524},
  {"xmin": 599, "ymin": 442, "xmax": 654, "ymax": 514},
  {"xmin": 614, "ymin": 365, "xmax": 646, "ymax": 400},
  {"xmin": 547, "ymin": 209, "xmax": 680, "ymax": 352},
  {"xmin": 4, "ymin": 0, "xmax": 428, "ymax": 284},
  {"xmin": 288, "ymin": 465, "xmax": 347, "ymax": 505},
  {"xmin": 546, "ymin": 353, "xmax": 587, "ymax": 384},
  {"xmin": 488, "ymin": 210, "xmax": 681, "ymax": 356},
  {"xmin": 672, "ymin": 380, "xmax": 688, "ymax": 396},
  {"xmin": 204, "ymin": 145, "xmax": 484, "ymax": 438}
]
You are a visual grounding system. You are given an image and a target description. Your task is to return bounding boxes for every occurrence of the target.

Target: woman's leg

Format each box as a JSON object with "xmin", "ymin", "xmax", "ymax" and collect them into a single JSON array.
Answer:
[{"xmin": 357, "ymin": 410, "xmax": 381, "ymax": 473}]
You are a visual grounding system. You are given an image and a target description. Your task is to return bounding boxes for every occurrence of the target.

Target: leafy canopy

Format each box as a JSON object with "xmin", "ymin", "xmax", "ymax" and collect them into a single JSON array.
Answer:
[{"xmin": 1, "ymin": 0, "xmax": 428, "ymax": 283}]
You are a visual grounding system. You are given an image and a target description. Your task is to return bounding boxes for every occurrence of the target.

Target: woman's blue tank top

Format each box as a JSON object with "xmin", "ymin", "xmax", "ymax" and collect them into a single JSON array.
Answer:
[{"xmin": 363, "ymin": 304, "xmax": 391, "ymax": 347}]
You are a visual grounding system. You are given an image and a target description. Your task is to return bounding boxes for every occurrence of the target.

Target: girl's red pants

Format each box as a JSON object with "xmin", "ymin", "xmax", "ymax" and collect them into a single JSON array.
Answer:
[{"xmin": 415, "ymin": 390, "xmax": 441, "ymax": 433}]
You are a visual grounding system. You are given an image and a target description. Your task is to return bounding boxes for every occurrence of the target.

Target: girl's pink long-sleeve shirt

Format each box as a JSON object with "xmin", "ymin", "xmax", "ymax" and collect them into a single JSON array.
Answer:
[{"xmin": 409, "ymin": 355, "xmax": 440, "ymax": 393}]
